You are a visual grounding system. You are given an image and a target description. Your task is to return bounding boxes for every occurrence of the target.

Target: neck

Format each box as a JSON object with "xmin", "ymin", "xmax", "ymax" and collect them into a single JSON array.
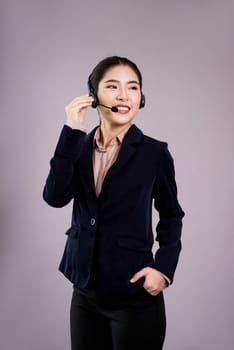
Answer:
[{"xmin": 98, "ymin": 122, "xmax": 131, "ymax": 148}]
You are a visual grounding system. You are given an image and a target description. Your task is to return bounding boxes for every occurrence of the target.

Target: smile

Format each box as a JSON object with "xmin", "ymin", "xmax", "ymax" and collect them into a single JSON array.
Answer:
[{"xmin": 115, "ymin": 105, "xmax": 130, "ymax": 112}]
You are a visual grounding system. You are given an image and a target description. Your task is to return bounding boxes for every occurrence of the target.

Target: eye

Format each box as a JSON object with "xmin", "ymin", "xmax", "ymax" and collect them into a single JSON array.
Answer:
[
  {"xmin": 129, "ymin": 85, "xmax": 139, "ymax": 90},
  {"xmin": 106, "ymin": 84, "xmax": 117, "ymax": 89}
]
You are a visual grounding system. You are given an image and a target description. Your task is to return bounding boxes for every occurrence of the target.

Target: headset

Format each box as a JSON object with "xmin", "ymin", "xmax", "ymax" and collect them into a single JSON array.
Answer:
[{"xmin": 88, "ymin": 76, "xmax": 145, "ymax": 109}]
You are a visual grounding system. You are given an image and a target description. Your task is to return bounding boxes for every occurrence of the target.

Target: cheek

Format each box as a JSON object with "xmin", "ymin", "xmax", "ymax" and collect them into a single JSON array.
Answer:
[
  {"xmin": 98, "ymin": 90, "xmax": 113, "ymax": 102},
  {"xmin": 133, "ymin": 96, "xmax": 141, "ymax": 107}
]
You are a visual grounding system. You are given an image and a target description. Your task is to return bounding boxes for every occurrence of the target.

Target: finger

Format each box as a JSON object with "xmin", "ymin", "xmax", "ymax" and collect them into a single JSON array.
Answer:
[
  {"xmin": 150, "ymin": 290, "xmax": 160, "ymax": 296},
  {"xmin": 70, "ymin": 96, "xmax": 94, "ymax": 107},
  {"xmin": 69, "ymin": 94, "xmax": 91, "ymax": 104},
  {"xmin": 66, "ymin": 99, "xmax": 93, "ymax": 112},
  {"xmin": 130, "ymin": 268, "xmax": 147, "ymax": 283},
  {"xmin": 73, "ymin": 101, "xmax": 93, "ymax": 111},
  {"xmin": 65, "ymin": 96, "xmax": 93, "ymax": 111},
  {"xmin": 144, "ymin": 286, "xmax": 160, "ymax": 296},
  {"xmin": 66, "ymin": 101, "xmax": 93, "ymax": 115}
]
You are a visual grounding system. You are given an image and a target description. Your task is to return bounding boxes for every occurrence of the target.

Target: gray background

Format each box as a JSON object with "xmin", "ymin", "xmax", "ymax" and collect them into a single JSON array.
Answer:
[{"xmin": 1, "ymin": 0, "xmax": 234, "ymax": 349}]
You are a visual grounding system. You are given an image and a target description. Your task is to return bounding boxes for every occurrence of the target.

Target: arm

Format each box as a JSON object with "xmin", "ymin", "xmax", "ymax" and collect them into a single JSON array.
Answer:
[
  {"xmin": 43, "ymin": 94, "xmax": 94, "ymax": 207},
  {"xmin": 153, "ymin": 143, "xmax": 185, "ymax": 283},
  {"xmin": 130, "ymin": 143, "xmax": 184, "ymax": 295},
  {"xmin": 42, "ymin": 126, "xmax": 87, "ymax": 207}
]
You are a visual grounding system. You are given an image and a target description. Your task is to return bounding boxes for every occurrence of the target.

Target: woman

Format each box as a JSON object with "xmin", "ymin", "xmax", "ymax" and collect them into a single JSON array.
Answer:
[{"xmin": 43, "ymin": 56, "xmax": 185, "ymax": 350}]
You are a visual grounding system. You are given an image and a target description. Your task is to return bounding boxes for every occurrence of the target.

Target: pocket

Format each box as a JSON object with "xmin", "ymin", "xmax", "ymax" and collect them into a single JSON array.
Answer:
[
  {"xmin": 65, "ymin": 225, "xmax": 80, "ymax": 239},
  {"xmin": 117, "ymin": 236, "xmax": 152, "ymax": 253}
]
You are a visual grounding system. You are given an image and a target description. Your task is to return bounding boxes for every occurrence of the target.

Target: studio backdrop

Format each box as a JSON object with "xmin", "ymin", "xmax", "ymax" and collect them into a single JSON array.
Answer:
[{"xmin": 1, "ymin": 0, "xmax": 234, "ymax": 349}]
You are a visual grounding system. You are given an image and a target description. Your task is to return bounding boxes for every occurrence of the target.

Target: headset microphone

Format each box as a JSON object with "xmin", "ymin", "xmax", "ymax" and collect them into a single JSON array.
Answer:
[{"xmin": 97, "ymin": 103, "xmax": 118, "ymax": 112}]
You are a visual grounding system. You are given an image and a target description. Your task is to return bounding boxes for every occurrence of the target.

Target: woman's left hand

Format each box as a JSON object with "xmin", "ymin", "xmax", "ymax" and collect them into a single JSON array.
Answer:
[{"xmin": 130, "ymin": 267, "xmax": 167, "ymax": 296}]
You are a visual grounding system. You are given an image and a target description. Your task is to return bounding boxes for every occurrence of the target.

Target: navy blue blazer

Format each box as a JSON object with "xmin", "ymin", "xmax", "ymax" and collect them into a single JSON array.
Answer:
[{"xmin": 43, "ymin": 124, "xmax": 185, "ymax": 295}]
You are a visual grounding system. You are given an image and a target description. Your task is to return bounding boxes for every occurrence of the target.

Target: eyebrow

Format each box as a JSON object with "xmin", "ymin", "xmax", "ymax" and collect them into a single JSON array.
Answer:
[{"xmin": 103, "ymin": 79, "xmax": 140, "ymax": 85}]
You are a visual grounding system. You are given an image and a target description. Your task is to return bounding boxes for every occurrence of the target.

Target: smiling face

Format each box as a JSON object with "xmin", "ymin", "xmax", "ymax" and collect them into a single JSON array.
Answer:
[{"xmin": 96, "ymin": 65, "xmax": 142, "ymax": 128}]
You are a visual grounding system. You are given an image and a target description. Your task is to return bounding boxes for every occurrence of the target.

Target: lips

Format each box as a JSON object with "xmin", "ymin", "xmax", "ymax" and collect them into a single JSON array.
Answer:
[{"xmin": 115, "ymin": 104, "xmax": 130, "ymax": 112}]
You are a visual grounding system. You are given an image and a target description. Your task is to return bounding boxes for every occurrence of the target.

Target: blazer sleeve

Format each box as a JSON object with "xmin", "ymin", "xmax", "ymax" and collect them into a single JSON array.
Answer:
[
  {"xmin": 42, "ymin": 125, "xmax": 86, "ymax": 208},
  {"xmin": 152, "ymin": 143, "xmax": 185, "ymax": 284}
]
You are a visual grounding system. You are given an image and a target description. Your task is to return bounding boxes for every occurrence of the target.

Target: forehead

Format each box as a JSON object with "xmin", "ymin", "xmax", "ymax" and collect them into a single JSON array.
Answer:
[{"xmin": 101, "ymin": 65, "xmax": 139, "ymax": 83}]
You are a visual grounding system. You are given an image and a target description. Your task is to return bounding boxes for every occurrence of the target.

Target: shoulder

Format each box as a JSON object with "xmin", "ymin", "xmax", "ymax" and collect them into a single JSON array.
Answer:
[
  {"xmin": 139, "ymin": 127, "xmax": 169, "ymax": 156},
  {"xmin": 126, "ymin": 124, "xmax": 172, "ymax": 159},
  {"xmin": 136, "ymin": 126, "xmax": 175, "ymax": 166},
  {"xmin": 142, "ymin": 133, "xmax": 168, "ymax": 149},
  {"xmin": 129, "ymin": 124, "xmax": 167, "ymax": 148},
  {"xmin": 143, "ymin": 135, "xmax": 174, "ymax": 168}
]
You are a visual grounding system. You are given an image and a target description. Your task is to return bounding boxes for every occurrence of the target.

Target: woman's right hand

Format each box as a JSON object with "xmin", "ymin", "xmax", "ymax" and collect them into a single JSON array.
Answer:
[{"xmin": 64, "ymin": 94, "xmax": 94, "ymax": 129}]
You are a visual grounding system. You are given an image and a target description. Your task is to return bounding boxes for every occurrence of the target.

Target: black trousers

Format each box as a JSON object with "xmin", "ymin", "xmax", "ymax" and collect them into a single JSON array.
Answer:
[{"xmin": 70, "ymin": 286, "xmax": 166, "ymax": 350}]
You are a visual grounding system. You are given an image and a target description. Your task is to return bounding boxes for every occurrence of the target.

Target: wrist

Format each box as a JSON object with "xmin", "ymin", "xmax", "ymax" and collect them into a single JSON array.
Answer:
[{"xmin": 65, "ymin": 121, "xmax": 87, "ymax": 132}]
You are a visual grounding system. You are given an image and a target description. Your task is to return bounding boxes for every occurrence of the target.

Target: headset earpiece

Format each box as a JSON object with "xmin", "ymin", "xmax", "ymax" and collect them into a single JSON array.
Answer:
[
  {"xmin": 139, "ymin": 93, "xmax": 145, "ymax": 109},
  {"xmin": 88, "ymin": 76, "xmax": 99, "ymax": 108}
]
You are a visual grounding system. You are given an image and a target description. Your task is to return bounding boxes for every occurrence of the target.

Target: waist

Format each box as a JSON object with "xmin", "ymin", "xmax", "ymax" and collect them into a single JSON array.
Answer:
[{"xmin": 73, "ymin": 284, "xmax": 163, "ymax": 309}]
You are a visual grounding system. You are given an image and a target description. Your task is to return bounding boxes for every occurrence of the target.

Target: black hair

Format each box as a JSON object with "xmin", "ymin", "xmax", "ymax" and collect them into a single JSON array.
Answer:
[{"xmin": 88, "ymin": 56, "xmax": 143, "ymax": 94}]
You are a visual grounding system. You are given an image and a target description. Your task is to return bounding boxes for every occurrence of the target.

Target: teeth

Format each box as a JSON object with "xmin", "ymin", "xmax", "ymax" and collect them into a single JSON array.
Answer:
[{"xmin": 117, "ymin": 106, "xmax": 129, "ymax": 111}]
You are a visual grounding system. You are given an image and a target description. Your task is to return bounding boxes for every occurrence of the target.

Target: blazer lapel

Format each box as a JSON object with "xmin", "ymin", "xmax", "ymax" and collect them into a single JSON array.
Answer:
[
  {"xmin": 101, "ymin": 124, "xmax": 143, "ymax": 193},
  {"xmin": 79, "ymin": 127, "xmax": 97, "ymax": 195}
]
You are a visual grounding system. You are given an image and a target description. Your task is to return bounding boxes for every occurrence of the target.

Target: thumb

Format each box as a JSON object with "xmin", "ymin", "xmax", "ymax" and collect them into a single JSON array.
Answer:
[{"xmin": 130, "ymin": 268, "xmax": 147, "ymax": 283}]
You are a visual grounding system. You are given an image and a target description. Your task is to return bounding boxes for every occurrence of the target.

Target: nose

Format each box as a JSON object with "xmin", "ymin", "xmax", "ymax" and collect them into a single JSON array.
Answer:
[{"xmin": 116, "ymin": 86, "xmax": 128, "ymax": 101}]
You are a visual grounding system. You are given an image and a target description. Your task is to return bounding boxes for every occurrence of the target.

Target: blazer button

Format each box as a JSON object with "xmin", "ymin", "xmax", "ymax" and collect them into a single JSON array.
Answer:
[{"xmin": 90, "ymin": 218, "xmax": 96, "ymax": 226}]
